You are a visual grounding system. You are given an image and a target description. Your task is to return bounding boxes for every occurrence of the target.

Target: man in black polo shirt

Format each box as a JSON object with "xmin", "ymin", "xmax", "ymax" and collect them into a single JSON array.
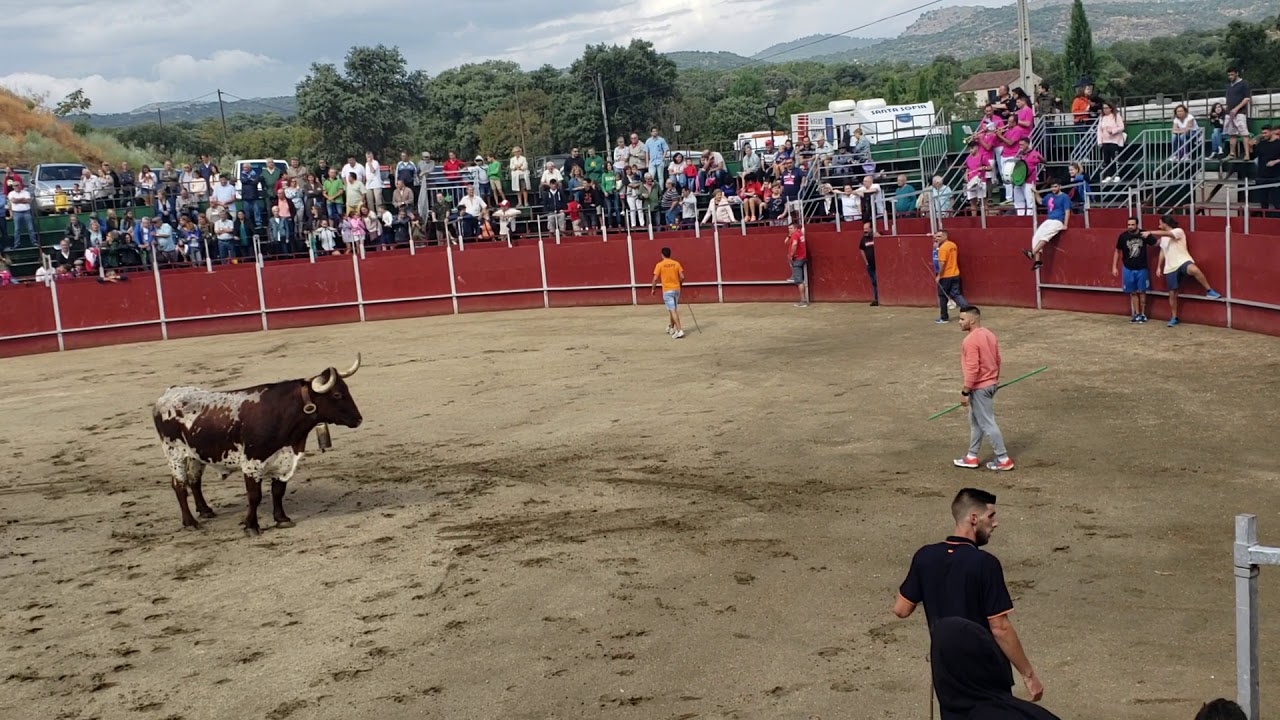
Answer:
[{"xmin": 893, "ymin": 488, "xmax": 1044, "ymax": 717}]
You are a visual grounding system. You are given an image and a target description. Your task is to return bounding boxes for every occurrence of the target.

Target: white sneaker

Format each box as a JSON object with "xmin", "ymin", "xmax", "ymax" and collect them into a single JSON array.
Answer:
[
  {"xmin": 666, "ymin": 325, "xmax": 674, "ymax": 335},
  {"xmin": 672, "ymin": 330, "xmax": 685, "ymax": 339}
]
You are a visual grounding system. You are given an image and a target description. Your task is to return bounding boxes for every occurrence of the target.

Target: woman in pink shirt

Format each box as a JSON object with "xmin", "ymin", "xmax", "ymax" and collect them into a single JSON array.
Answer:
[{"xmin": 1096, "ymin": 102, "xmax": 1126, "ymax": 183}]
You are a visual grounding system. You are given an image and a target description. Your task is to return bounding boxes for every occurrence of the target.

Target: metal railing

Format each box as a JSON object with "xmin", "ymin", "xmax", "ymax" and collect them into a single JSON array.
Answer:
[{"xmin": 1117, "ymin": 88, "xmax": 1280, "ymax": 123}]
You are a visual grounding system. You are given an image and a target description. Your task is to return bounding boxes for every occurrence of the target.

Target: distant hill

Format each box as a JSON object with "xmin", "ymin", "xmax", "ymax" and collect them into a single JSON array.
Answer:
[
  {"xmin": 86, "ymin": 95, "xmax": 296, "ymax": 129},
  {"xmin": 666, "ymin": 51, "xmax": 753, "ymax": 70},
  {"xmin": 802, "ymin": 0, "xmax": 1278, "ymax": 63},
  {"xmin": 751, "ymin": 34, "xmax": 880, "ymax": 62}
]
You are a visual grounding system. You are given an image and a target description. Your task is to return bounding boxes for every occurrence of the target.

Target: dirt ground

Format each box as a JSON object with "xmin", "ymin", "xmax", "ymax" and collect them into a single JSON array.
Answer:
[{"xmin": 2, "ymin": 302, "xmax": 1279, "ymax": 720}]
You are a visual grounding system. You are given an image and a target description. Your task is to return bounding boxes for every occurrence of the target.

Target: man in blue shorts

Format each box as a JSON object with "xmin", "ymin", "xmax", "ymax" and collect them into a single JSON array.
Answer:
[
  {"xmin": 1111, "ymin": 217, "xmax": 1157, "ymax": 323},
  {"xmin": 651, "ymin": 247, "xmax": 686, "ymax": 339},
  {"xmin": 1144, "ymin": 214, "xmax": 1222, "ymax": 327}
]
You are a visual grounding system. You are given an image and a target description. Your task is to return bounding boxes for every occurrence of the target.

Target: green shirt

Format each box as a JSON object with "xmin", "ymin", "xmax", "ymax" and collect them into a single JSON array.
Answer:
[
  {"xmin": 585, "ymin": 156, "xmax": 604, "ymax": 182},
  {"xmin": 323, "ymin": 178, "xmax": 344, "ymax": 202},
  {"xmin": 486, "ymin": 161, "xmax": 502, "ymax": 182},
  {"xmin": 261, "ymin": 166, "xmax": 284, "ymax": 194},
  {"xmin": 601, "ymin": 173, "xmax": 616, "ymax": 193}
]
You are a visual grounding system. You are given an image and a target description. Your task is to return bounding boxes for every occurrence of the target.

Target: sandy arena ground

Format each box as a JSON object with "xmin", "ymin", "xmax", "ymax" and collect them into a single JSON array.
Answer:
[{"xmin": 1, "ymin": 302, "xmax": 1279, "ymax": 720}]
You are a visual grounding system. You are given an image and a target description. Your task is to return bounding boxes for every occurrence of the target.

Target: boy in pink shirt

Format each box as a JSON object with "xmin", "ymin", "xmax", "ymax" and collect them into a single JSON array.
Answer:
[{"xmin": 953, "ymin": 306, "xmax": 1013, "ymax": 472}]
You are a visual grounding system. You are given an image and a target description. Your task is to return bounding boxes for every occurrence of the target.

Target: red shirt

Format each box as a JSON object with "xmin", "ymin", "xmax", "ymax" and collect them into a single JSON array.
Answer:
[
  {"xmin": 789, "ymin": 230, "xmax": 807, "ymax": 261},
  {"xmin": 442, "ymin": 159, "xmax": 463, "ymax": 180},
  {"xmin": 567, "ymin": 200, "xmax": 581, "ymax": 222},
  {"xmin": 961, "ymin": 327, "xmax": 1001, "ymax": 389},
  {"xmin": 743, "ymin": 180, "xmax": 763, "ymax": 197}
]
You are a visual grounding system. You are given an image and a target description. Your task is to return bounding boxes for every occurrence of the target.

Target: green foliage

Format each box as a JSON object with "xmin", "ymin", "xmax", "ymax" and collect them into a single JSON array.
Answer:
[
  {"xmin": 295, "ymin": 45, "xmax": 424, "ymax": 159},
  {"xmin": 703, "ymin": 97, "xmax": 770, "ymax": 143},
  {"xmin": 1060, "ymin": 0, "xmax": 1098, "ymax": 94},
  {"xmin": 53, "ymin": 89, "xmax": 92, "ymax": 118},
  {"xmin": 572, "ymin": 40, "xmax": 679, "ymax": 139}
]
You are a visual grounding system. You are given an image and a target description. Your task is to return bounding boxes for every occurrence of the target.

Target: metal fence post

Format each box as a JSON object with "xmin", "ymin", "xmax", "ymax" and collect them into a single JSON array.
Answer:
[
  {"xmin": 350, "ymin": 242, "xmax": 365, "ymax": 323},
  {"xmin": 1236, "ymin": 514, "xmax": 1261, "ymax": 720}
]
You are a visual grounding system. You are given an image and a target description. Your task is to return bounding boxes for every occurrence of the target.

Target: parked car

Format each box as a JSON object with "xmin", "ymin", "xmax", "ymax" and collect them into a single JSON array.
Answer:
[{"xmin": 31, "ymin": 163, "xmax": 87, "ymax": 214}]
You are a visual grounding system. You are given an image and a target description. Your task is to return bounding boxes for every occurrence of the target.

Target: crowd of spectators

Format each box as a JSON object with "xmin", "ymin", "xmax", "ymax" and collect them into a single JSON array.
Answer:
[{"xmin": 0, "ymin": 65, "xmax": 1274, "ymax": 286}]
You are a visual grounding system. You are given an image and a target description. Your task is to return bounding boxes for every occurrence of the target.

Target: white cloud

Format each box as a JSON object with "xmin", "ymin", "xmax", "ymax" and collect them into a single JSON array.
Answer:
[{"xmin": 0, "ymin": 51, "xmax": 281, "ymax": 113}]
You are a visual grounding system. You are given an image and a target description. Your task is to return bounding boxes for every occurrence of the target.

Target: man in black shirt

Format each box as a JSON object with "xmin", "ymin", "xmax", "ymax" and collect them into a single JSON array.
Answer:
[
  {"xmin": 991, "ymin": 85, "xmax": 1014, "ymax": 124},
  {"xmin": 1225, "ymin": 67, "xmax": 1253, "ymax": 161},
  {"xmin": 1112, "ymin": 216, "xmax": 1157, "ymax": 322},
  {"xmin": 859, "ymin": 221, "xmax": 878, "ymax": 306},
  {"xmin": 894, "ymin": 488, "xmax": 1043, "ymax": 718},
  {"xmin": 1254, "ymin": 125, "xmax": 1280, "ymax": 216}
]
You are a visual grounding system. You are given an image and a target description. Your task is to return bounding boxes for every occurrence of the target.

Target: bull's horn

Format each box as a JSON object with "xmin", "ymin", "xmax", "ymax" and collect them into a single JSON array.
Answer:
[
  {"xmin": 338, "ymin": 353, "xmax": 361, "ymax": 378},
  {"xmin": 311, "ymin": 368, "xmax": 336, "ymax": 394}
]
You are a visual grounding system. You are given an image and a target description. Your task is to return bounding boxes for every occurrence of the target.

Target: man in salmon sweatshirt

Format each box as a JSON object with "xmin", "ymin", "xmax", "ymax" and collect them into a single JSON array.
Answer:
[{"xmin": 953, "ymin": 306, "xmax": 1014, "ymax": 472}]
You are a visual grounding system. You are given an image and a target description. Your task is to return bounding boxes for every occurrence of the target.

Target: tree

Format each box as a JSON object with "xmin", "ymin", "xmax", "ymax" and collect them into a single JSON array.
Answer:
[
  {"xmin": 417, "ymin": 60, "xmax": 524, "ymax": 156},
  {"xmin": 296, "ymin": 45, "xmax": 424, "ymax": 158},
  {"xmin": 477, "ymin": 89, "xmax": 552, "ymax": 159},
  {"xmin": 53, "ymin": 89, "xmax": 92, "ymax": 117},
  {"xmin": 703, "ymin": 96, "xmax": 769, "ymax": 144},
  {"xmin": 1060, "ymin": 0, "xmax": 1098, "ymax": 93},
  {"xmin": 571, "ymin": 40, "xmax": 678, "ymax": 138}
]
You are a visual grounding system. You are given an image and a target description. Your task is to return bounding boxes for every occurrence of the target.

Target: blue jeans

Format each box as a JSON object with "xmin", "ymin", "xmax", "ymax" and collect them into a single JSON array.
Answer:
[
  {"xmin": 11, "ymin": 210, "xmax": 36, "ymax": 247},
  {"xmin": 604, "ymin": 194, "xmax": 621, "ymax": 226},
  {"xmin": 218, "ymin": 240, "xmax": 235, "ymax": 261},
  {"xmin": 243, "ymin": 199, "xmax": 264, "ymax": 227},
  {"xmin": 1211, "ymin": 128, "xmax": 1223, "ymax": 154},
  {"xmin": 867, "ymin": 267, "xmax": 879, "ymax": 301},
  {"xmin": 327, "ymin": 202, "xmax": 344, "ymax": 223},
  {"xmin": 665, "ymin": 208, "xmax": 680, "ymax": 227}
]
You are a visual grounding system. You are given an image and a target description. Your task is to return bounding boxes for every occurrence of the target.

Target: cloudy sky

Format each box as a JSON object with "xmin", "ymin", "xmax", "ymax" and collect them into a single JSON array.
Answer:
[{"xmin": 1, "ymin": 0, "xmax": 1004, "ymax": 114}]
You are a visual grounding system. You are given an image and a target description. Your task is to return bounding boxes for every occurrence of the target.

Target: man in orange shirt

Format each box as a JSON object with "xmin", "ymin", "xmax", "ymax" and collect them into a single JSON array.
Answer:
[
  {"xmin": 933, "ymin": 231, "xmax": 969, "ymax": 323},
  {"xmin": 651, "ymin": 246, "xmax": 686, "ymax": 339},
  {"xmin": 954, "ymin": 306, "xmax": 1013, "ymax": 471}
]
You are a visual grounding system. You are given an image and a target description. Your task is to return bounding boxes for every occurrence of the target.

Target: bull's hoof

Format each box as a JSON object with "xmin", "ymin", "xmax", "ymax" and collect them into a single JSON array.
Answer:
[
  {"xmin": 274, "ymin": 519, "xmax": 295, "ymax": 529},
  {"xmin": 198, "ymin": 510, "xmax": 217, "ymax": 519},
  {"xmin": 243, "ymin": 526, "xmax": 261, "ymax": 537},
  {"xmin": 181, "ymin": 522, "xmax": 200, "ymax": 531}
]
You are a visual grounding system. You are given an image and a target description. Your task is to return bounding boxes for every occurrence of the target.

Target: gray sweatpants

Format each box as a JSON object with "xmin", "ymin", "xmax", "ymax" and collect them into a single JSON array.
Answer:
[{"xmin": 968, "ymin": 384, "xmax": 1007, "ymax": 458}]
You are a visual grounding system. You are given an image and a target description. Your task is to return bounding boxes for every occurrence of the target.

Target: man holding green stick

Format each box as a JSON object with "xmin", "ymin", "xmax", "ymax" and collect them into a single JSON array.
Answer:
[{"xmin": 953, "ymin": 306, "xmax": 1014, "ymax": 472}]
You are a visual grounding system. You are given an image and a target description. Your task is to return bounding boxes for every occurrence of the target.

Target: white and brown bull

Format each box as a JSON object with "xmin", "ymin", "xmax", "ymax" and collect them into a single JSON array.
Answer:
[{"xmin": 152, "ymin": 355, "xmax": 363, "ymax": 534}]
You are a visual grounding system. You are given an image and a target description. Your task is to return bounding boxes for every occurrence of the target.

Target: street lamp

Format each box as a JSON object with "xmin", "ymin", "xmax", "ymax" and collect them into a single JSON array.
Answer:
[
  {"xmin": 673, "ymin": 123, "xmax": 682, "ymax": 152},
  {"xmin": 764, "ymin": 101, "xmax": 779, "ymax": 142}
]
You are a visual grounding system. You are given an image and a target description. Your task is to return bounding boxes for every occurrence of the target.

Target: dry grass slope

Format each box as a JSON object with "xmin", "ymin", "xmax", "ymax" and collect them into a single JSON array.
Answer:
[{"xmin": 0, "ymin": 88, "xmax": 150, "ymax": 168}]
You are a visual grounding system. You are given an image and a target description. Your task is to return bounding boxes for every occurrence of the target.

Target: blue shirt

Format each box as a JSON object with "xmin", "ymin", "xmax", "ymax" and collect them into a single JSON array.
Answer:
[
  {"xmin": 1043, "ymin": 191, "xmax": 1071, "ymax": 222},
  {"xmin": 239, "ymin": 170, "xmax": 260, "ymax": 200},
  {"xmin": 644, "ymin": 136, "xmax": 669, "ymax": 166}
]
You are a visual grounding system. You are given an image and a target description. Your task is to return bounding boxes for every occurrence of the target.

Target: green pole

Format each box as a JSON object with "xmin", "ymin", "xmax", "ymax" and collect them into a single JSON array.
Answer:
[{"xmin": 926, "ymin": 366, "xmax": 1049, "ymax": 421}]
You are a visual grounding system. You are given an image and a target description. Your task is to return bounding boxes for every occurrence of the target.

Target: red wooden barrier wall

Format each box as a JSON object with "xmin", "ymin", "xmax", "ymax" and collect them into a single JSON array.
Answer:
[{"xmin": 0, "ymin": 222, "xmax": 1276, "ymax": 358}]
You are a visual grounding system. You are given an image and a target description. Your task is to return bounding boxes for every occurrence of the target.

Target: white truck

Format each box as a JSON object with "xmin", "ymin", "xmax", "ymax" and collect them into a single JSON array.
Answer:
[{"xmin": 790, "ymin": 99, "xmax": 940, "ymax": 147}]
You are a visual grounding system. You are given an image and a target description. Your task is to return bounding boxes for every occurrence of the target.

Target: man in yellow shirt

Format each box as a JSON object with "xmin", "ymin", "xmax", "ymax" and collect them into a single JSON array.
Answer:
[
  {"xmin": 1144, "ymin": 214, "xmax": 1221, "ymax": 327},
  {"xmin": 651, "ymin": 246, "xmax": 686, "ymax": 339}
]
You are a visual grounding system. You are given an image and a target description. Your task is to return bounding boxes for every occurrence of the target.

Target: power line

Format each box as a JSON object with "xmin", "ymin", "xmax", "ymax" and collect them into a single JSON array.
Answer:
[{"xmin": 216, "ymin": 92, "xmax": 296, "ymax": 116}]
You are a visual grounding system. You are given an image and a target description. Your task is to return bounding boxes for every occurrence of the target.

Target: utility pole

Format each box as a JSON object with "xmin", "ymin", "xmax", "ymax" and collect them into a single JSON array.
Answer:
[
  {"xmin": 216, "ymin": 89, "xmax": 230, "ymax": 154},
  {"xmin": 157, "ymin": 109, "xmax": 163, "ymax": 129},
  {"xmin": 595, "ymin": 74, "xmax": 611, "ymax": 153},
  {"xmin": 514, "ymin": 82, "xmax": 527, "ymax": 151},
  {"xmin": 1016, "ymin": 0, "xmax": 1035, "ymax": 94}
]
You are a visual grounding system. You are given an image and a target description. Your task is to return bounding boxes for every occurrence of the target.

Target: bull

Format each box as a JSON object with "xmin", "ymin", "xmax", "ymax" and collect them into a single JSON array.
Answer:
[{"xmin": 152, "ymin": 355, "xmax": 363, "ymax": 534}]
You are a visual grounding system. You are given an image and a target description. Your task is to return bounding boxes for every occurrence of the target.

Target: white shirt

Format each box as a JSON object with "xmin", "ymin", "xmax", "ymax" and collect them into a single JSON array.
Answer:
[
  {"xmin": 7, "ymin": 189, "xmax": 31, "ymax": 213},
  {"xmin": 35, "ymin": 266, "xmax": 54, "ymax": 286},
  {"xmin": 211, "ymin": 183, "xmax": 237, "ymax": 206},
  {"xmin": 215, "ymin": 219, "xmax": 235, "ymax": 240},
  {"xmin": 459, "ymin": 195, "xmax": 487, "ymax": 218},
  {"xmin": 365, "ymin": 160, "xmax": 383, "ymax": 189},
  {"xmin": 510, "ymin": 155, "xmax": 528, "ymax": 173},
  {"xmin": 1160, "ymin": 229, "xmax": 1194, "ymax": 274},
  {"xmin": 341, "ymin": 163, "xmax": 365, "ymax": 183}
]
